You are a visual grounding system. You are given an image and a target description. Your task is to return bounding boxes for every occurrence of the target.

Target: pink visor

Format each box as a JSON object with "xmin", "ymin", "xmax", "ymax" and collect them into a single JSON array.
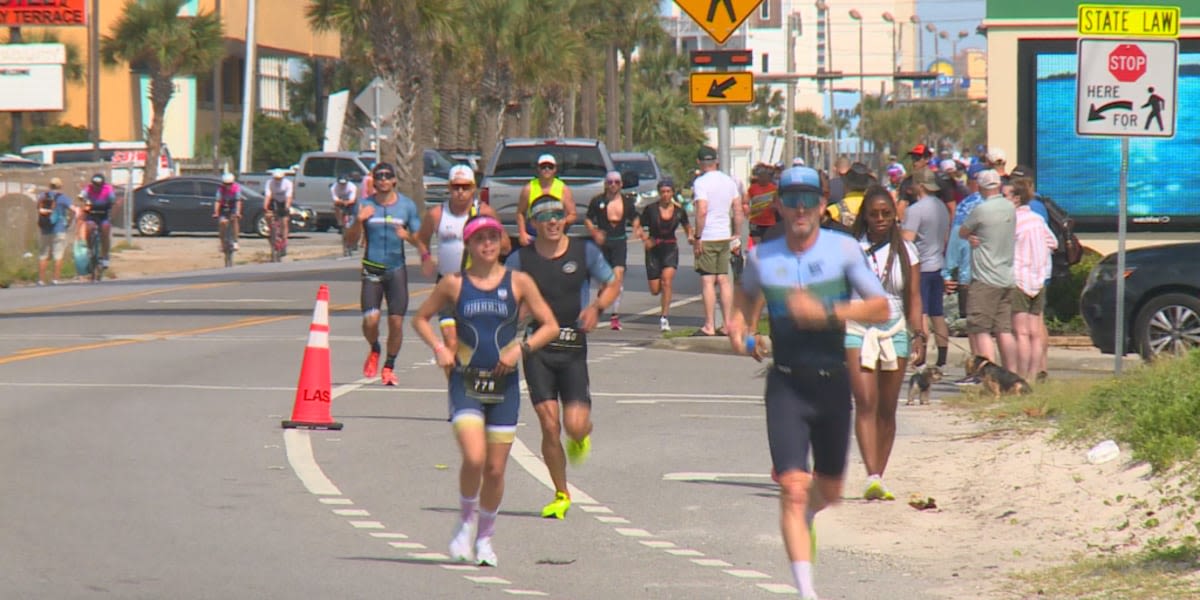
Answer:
[{"xmin": 463, "ymin": 216, "xmax": 503, "ymax": 241}]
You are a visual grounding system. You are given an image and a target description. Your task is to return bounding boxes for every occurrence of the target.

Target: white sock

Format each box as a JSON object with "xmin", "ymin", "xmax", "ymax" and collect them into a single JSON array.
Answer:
[
  {"xmin": 612, "ymin": 287, "xmax": 623, "ymax": 316},
  {"xmin": 459, "ymin": 495, "xmax": 479, "ymax": 525},
  {"xmin": 791, "ymin": 561, "xmax": 817, "ymax": 598}
]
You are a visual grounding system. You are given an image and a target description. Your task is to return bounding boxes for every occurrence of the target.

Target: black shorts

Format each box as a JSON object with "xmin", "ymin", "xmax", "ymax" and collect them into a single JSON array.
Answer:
[
  {"xmin": 764, "ymin": 364, "xmax": 852, "ymax": 478},
  {"xmin": 523, "ymin": 346, "xmax": 591, "ymax": 406},
  {"xmin": 601, "ymin": 238, "xmax": 627, "ymax": 269},
  {"xmin": 361, "ymin": 265, "xmax": 409, "ymax": 317},
  {"xmin": 645, "ymin": 243, "xmax": 679, "ymax": 281}
]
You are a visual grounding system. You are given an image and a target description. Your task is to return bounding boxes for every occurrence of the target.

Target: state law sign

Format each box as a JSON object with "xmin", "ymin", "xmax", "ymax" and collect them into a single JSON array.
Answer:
[{"xmin": 1076, "ymin": 38, "xmax": 1177, "ymax": 138}]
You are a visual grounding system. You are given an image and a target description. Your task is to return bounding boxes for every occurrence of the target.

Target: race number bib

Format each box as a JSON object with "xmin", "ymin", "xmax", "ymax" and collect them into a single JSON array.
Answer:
[
  {"xmin": 548, "ymin": 327, "xmax": 584, "ymax": 350},
  {"xmin": 461, "ymin": 367, "xmax": 509, "ymax": 404}
]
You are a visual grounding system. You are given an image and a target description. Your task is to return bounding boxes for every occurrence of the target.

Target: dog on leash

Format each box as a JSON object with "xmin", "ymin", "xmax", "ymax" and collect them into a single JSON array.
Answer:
[
  {"xmin": 964, "ymin": 355, "xmax": 1033, "ymax": 398},
  {"xmin": 906, "ymin": 365, "xmax": 943, "ymax": 406}
]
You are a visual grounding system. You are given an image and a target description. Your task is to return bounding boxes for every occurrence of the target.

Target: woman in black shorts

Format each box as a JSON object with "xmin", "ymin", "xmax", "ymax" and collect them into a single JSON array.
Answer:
[{"xmin": 637, "ymin": 179, "xmax": 694, "ymax": 332}]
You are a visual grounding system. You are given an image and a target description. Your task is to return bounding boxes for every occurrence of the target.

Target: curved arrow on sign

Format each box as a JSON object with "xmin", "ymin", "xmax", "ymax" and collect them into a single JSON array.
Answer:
[{"xmin": 1087, "ymin": 100, "xmax": 1134, "ymax": 121}]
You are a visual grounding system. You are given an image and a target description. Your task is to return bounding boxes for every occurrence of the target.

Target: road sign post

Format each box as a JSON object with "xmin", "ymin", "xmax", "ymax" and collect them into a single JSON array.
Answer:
[{"xmin": 1075, "ymin": 7, "xmax": 1179, "ymax": 374}]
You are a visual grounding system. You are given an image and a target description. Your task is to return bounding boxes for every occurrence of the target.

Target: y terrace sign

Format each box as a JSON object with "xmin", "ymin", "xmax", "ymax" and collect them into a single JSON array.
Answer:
[{"xmin": 0, "ymin": 0, "xmax": 87, "ymax": 27}]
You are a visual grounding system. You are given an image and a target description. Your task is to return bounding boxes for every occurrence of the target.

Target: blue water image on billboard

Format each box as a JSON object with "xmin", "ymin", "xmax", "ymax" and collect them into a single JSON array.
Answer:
[{"xmin": 1035, "ymin": 52, "xmax": 1200, "ymax": 223}]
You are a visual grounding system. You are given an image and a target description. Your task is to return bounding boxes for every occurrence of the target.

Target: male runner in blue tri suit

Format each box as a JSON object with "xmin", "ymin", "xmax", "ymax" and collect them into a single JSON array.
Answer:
[
  {"xmin": 345, "ymin": 162, "xmax": 421, "ymax": 386},
  {"xmin": 727, "ymin": 166, "xmax": 889, "ymax": 600}
]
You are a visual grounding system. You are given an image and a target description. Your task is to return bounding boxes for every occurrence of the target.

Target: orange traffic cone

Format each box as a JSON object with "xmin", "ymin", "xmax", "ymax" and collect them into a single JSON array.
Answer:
[{"xmin": 282, "ymin": 284, "xmax": 343, "ymax": 430}]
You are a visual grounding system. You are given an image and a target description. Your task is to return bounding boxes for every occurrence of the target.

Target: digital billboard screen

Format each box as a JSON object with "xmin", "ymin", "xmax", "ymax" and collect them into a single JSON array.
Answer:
[{"xmin": 1019, "ymin": 39, "xmax": 1200, "ymax": 231}]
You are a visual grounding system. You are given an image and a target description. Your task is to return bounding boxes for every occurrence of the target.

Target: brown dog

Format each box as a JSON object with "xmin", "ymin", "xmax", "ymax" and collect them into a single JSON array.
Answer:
[
  {"xmin": 906, "ymin": 365, "xmax": 943, "ymax": 406},
  {"xmin": 964, "ymin": 355, "xmax": 1033, "ymax": 398}
]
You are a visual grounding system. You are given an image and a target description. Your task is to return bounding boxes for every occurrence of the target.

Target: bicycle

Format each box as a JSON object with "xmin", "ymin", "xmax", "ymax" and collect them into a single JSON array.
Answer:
[
  {"xmin": 269, "ymin": 213, "xmax": 287, "ymax": 263},
  {"xmin": 339, "ymin": 204, "xmax": 357, "ymax": 257},
  {"xmin": 86, "ymin": 221, "xmax": 104, "ymax": 282},
  {"xmin": 217, "ymin": 214, "xmax": 238, "ymax": 267}
]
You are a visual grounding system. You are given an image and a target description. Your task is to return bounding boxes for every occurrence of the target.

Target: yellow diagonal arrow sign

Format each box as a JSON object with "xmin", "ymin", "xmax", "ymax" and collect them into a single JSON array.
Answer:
[{"xmin": 690, "ymin": 72, "xmax": 754, "ymax": 105}]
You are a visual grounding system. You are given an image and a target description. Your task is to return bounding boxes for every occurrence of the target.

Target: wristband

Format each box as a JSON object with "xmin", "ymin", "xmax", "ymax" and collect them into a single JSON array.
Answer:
[{"xmin": 433, "ymin": 342, "xmax": 446, "ymax": 354}]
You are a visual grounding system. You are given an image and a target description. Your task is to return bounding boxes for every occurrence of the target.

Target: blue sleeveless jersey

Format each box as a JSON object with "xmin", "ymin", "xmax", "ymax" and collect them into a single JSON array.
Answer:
[
  {"xmin": 362, "ymin": 194, "xmax": 420, "ymax": 270},
  {"xmin": 455, "ymin": 270, "xmax": 520, "ymax": 369},
  {"xmin": 742, "ymin": 230, "xmax": 887, "ymax": 369}
]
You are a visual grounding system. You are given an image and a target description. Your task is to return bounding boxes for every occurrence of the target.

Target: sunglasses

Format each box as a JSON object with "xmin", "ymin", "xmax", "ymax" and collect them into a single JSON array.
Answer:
[
  {"xmin": 373, "ymin": 172, "xmax": 396, "ymax": 180},
  {"xmin": 450, "ymin": 183, "xmax": 473, "ymax": 191},
  {"xmin": 533, "ymin": 210, "xmax": 565, "ymax": 223},
  {"xmin": 538, "ymin": 164, "xmax": 556, "ymax": 170},
  {"xmin": 778, "ymin": 190, "xmax": 823, "ymax": 210},
  {"xmin": 605, "ymin": 179, "xmax": 622, "ymax": 185}
]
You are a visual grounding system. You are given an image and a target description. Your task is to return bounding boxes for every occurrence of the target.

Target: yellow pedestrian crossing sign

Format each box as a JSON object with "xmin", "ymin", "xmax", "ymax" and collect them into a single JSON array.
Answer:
[{"xmin": 675, "ymin": 0, "xmax": 765, "ymax": 45}]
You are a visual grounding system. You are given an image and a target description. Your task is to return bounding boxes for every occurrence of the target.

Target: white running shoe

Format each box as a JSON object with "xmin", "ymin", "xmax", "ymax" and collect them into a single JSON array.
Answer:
[
  {"xmin": 475, "ymin": 536, "xmax": 497, "ymax": 567},
  {"xmin": 660, "ymin": 316, "xmax": 671, "ymax": 332},
  {"xmin": 449, "ymin": 522, "xmax": 473, "ymax": 562}
]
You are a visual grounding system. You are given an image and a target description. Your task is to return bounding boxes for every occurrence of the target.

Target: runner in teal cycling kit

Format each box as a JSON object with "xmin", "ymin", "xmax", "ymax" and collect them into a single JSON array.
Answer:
[
  {"xmin": 348, "ymin": 162, "xmax": 421, "ymax": 386},
  {"xmin": 727, "ymin": 166, "xmax": 889, "ymax": 600}
]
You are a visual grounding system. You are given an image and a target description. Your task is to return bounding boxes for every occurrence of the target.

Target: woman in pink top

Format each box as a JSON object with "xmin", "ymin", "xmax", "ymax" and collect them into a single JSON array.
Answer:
[{"xmin": 1007, "ymin": 178, "xmax": 1057, "ymax": 380}]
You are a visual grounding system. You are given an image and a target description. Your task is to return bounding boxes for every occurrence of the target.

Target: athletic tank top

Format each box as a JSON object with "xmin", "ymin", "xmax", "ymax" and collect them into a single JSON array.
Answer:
[
  {"xmin": 515, "ymin": 239, "xmax": 589, "ymax": 333},
  {"xmin": 436, "ymin": 201, "xmax": 478, "ymax": 276},
  {"xmin": 640, "ymin": 202, "xmax": 688, "ymax": 243},
  {"xmin": 455, "ymin": 271, "xmax": 519, "ymax": 369}
]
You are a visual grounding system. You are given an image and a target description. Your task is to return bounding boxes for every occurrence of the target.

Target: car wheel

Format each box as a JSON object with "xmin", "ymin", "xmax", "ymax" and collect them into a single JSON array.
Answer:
[
  {"xmin": 1133, "ymin": 293, "xmax": 1200, "ymax": 360},
  {"xmin": 137, "ymin": 211, "xmax": 165, "ymax": 236},
  {"xmin": 255, "ymin": 212, "xmax": 271, "ymax": 238}
]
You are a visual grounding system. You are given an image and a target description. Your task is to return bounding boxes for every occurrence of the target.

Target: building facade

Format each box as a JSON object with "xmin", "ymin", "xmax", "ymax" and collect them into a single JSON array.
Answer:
[{"xmin": 14, "ymin": 0, "xmax": 340, "ymax": 159}]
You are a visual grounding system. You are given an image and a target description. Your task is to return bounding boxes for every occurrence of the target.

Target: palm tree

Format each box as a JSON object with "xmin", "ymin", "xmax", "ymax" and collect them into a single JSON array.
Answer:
[
  {"xmin": 617, "ymin": 0, "xmax": 664, "ymax": 150},
  {"xmin": 100, "ymin": 0, "xmax": 223, "ymax": 183},
  {"xmin": 307, "ymin": 0, "xmax": 458, "ymax": 207}
]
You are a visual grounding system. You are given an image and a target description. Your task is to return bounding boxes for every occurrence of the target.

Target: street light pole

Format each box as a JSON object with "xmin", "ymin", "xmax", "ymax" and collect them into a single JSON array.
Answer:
[
  {"xmin": 848, "ymin": 9, "xmax": 863, "ymax": 162},
  {"xmin": 927, "ymin": 23, "xmax": 940, "ymax": 63},
  {"xmin": 816, "ymin": 0, "xmax": 835, "ymax": 168},
  {"xmin": 910, "ymin": 15, "xmax": 922, "ymax": 71},
  {"xmin": 882, "ymin": 12, "xmax": 897, "ymax": 73},
  {"xmin": 783, "ymin": 12, "xmax": 798, "ymax": 164}
]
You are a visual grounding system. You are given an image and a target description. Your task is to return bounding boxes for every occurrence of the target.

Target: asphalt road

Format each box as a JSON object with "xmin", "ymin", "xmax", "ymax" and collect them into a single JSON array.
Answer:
[{"xmin": 0, "ymin": 245, "xmax": 994, "ymax": 599}]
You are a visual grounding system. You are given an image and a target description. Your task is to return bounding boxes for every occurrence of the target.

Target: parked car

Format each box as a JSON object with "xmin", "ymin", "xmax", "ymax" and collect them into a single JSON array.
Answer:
[
  {"xmin": 439, "ymin": 147, "xmax": 483, "ymax": 173},
  {"xmin": 241, "ymin": 150, "xmax": 450, "ymax": 229},
  {"xmin": 610, "ymin": 151, "xmax": 665, "ymax": 209},
  {"xmin": 131, "ymin": 176, "xmax": 315, "ymax": 237},
  {"xmin": 480, "ymin": 138, "xmax": 619, "ymax": 242},
  {"xmin": 0, "ymin": 153, "xmax": 42, "ymax": 168},
  {"xmin": 1080, "ymin": 242, "xmax": 1200, "ymax": 360}
]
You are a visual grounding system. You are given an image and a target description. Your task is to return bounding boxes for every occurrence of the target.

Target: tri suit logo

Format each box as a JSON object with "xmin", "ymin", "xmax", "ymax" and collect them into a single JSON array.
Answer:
[{"xmin": 562, "ymin": 261, "xmax": 578, "ymax": 274}]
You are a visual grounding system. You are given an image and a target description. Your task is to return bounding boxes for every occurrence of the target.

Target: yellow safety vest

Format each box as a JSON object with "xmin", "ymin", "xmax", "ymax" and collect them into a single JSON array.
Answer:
[{"xmin": 528, "ymin": 178, "xmax": 566, "ymax": 216}]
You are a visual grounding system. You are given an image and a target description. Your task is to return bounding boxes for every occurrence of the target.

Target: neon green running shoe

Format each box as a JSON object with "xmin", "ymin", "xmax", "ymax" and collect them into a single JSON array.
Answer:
[
  {"xmin": 541, "ymin": 492, "xmax": 571, "ymax": 519},
  {"xmin": 566, "ymin": 434, "xmax": 591, "ymax": 466},
  {"xmin": 809, "ymin": 522, "xmax": 817, "ymax": 562},
  {"xmin": 864, "ymin": 479, "xmax": 896, "ymax": 501}
]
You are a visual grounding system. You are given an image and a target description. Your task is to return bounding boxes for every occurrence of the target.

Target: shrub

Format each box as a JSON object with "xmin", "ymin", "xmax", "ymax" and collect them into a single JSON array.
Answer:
[
  {"xmin": 25, "ymin": 124, "xmax": 91, "ymax": 147},
  {"xmin": 219, "ymin": 114, "xmax": 315, "ymax": 172},
  {"xmin": 1045, "ymin": 247, "xmax": 1104, "ymax": 321}
]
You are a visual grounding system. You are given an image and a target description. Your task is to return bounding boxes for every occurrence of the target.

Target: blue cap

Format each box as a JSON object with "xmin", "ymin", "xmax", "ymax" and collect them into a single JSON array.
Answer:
[
  {"xmin": 778, "ymin": 166, "xmax": 821, "ymax": 191},
  {"xmin": 966, "ymin": 162, "xmax": 987, "ymax": 179}
]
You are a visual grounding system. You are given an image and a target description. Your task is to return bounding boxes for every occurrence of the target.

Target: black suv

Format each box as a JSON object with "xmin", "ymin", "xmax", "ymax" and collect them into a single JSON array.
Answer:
[{"xmin": 1080, "ymin": 242, "xmax": 1200, "ymax": 359}]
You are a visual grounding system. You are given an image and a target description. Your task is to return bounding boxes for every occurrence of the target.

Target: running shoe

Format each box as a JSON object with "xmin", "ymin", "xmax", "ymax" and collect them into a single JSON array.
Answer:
[
  {"xmin": 233, "ymin": 242, "xmax": 239, "ymax": 251},
  {"xmin": 380, "ymin": 367, "xmax": 398, "ymax": 386},
  {"xmin": 953, "ymin": 375, "xmax": 981, "ymax": 386},
  {"xmin": 863, "ymin": 479, "xmax": 895, "ymax": 501},
  {"xmin": 566, "ymin": 434, "xmax": 591, "ymax": 466},
  {"xmin": 449, "ymin": 522, "xmax": 473, "ymax": 562},
  {"xmin": 541, "ymin": 492, "xmax": 571, "ymax": 519},
  {"xmin": 610, "ymin": 315, "xmax": 622, "ymax": 331},
  {"xmin": 660, "ymin": 316, "xmax": 671, "ymax": 332},
  {"xmin": 475, "ymin": 536, "xmax": 497, "ymax": 567},
  {"xmin": 363, "ymin": 350, "xmax": 380, "ymax": 378}
]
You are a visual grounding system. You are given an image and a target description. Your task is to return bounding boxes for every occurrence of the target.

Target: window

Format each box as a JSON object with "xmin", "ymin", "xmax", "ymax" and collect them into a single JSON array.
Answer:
[
  {"xmin": 152, "ymin": 180, "xmax": 196, "ymax": 196},
  {"xmin": 196, "ymin": 182, "xmax": 220, "ymax": 197},
  {"xmin": 760, "ymin": 2, "xmax": 769, "ymax": 19},
  {"xmin": 333, "ymin": 159, "xmax": 364, "ymax": 179},
  {"xmin": 303, "ymin": 157, "xmax": 336, "ymax": 178},
  {"xmin": 613, "ymin": 159, "xmax": 659, "ymax": 180}
]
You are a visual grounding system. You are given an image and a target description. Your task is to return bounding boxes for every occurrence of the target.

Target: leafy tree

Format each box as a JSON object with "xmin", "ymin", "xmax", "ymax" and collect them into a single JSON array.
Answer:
[
  {"xmin": 25, "ymin": 124, "xmax": 91, "ymax": 146},
  {"xmin": 100, "ymin": 0, "xmax": 224, "ymax": 182},
  {"xmin": 747, "ymin": 85, "xmax": 784, "ymax": 127},
  {"xmin": 793, "ymin": 109, "xmax": 831, "ymax": 137},
  {"xmin": 220, "ymin": 114, "xmax": 316, "ymax": 172}
]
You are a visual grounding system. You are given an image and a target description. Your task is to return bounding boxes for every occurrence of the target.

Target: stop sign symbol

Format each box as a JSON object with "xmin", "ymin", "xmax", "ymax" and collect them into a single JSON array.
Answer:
[{"xmin": 1109, "ymin": 44, "xmax": 1147, "ymax": 82}]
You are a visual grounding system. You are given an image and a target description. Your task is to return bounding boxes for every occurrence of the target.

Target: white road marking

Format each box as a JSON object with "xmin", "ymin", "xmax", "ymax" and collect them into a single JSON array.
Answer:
[
  {"xmin": 680, "ymin": 414, "xmax": 761, "ymax": 419},
  {"xmin": 509, "ymin": 428, "xmax": 597, "ymax": 505},
  {"xmin": 319, "ymin": 498, "xmax": 354, "ymax": 505},
  {"xmin": 369, "ymin": 532, "xmax": 408, "ymax": 539},
  {"xmin": 464, "ymin": 575, "xmax": 511, "ymax": 584},
  {"xmin": 640, "ymin": 541, "xmax": 676, "ymax": 549},
  {"xmin": 409, "ymin": 552, "xmax": 450, "ymax": 561},
  {"xmin": 666, "ymin": 549, "xmax": 705, "ymax": 557},
  {"xmin": 663, "ymin": 472, "xmax": 771, "ymax": 482},
  {"xmin": 348, "ymin": 520, "xmax": 384, "ymax": 529},
  {"xmin": 595, "ymin": 516, "xmax": 630, "ymax": 524},
  {"xmin": 614, "ymin": 527, "xmax": 652, "ymax": 537},
  {"xmin": 332, "ymin": 509, "xmax": 370, "ymax": 516},
  {"xmin": 692, "ymin": 558, "xmax": 733, "ymax": 567},
  {"xmin": 504, "ymin": 590, "xmax": 550, "ymax": 596},
  {"xmin": 725, "ymin": 569, "xmax": 771, "ymax": 579},
  {"xmin": 441, "ymin": 564, "xmax": 478, "ymax": 571},
  {"xmin": 388, "ymin": 542, "xmax": 427, "ymax": 549},
  {"xmin": 284, "ymin": 430, "xmax": 342, "ymax": 496},
  {"xmin": 635, "ymin": 294, "xmax": 701, "ymax": 317},
  {"xmin": 578, "ymin": 505, "xmax": 613, "ymax": 514},
  {"xmin": 616, "ymin": 398, "xmax": 761, "ymax": 404},
  {"xmin": 758, "ymin": 583, "xmax": 800, "ymax": 594},
  {"xmin": 0, "ymin": 381, "xmax": 293, "ymax": 392},
  {"xmin": 147, "ymin": 298, "xmax": 293, "ymax": 303}
]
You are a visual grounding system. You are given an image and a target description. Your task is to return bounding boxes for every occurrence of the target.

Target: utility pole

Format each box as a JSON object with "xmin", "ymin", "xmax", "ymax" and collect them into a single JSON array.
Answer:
[
  {"xmin": 89, "ymin": 0, "xmax": 100, "ymax": 161},
  {"xmin": 8, "ymin": 26, "xmax": 23, "ymax": 153},
  {"xmin": 783, "ymin": 13, "xmax": 798, "ymax": 165},
  {"xmin": 238, "ymin": 0, "xmax": 257, "ymax": 174},
  {"xmin": 212, "ymin": 0, "xmax": 223, "ymax": 172}
]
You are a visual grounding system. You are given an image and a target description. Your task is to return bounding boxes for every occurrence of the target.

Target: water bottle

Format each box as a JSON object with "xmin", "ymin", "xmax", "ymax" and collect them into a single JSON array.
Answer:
[{"xmin": 1086, "ymin": 440, "xmax": 1120, "ymax": 464}]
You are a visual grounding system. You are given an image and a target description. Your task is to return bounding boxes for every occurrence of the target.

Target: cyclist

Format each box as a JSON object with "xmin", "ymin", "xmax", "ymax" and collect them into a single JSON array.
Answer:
[
  {"xmin": 331, "ymin": 176, "xmax": 359, "ymax": 254},
  {"xmin": 81, "ymin": 173, "xmax": 119, "ymax": 272},
  {"xmin": 412, "ymin": 215, "xmax": 560, "ymax": 567},
  {"xmin": 416, "ymin": 164, "xmax": 509, "ymax": 360},
  {"xmin": 345, "ymin": 162, "xmax": 421, "ymax": 386},
  {"xmin": 212, "ymin": 172, "xmax": 244, "ymax": 253},
  {"xmin": 263, "ymin": 169, "xmax": 293, "ymax": 256}
]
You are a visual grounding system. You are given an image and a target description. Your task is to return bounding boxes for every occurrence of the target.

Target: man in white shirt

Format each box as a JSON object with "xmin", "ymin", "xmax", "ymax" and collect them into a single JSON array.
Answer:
[{"xmin": 691, "ymin": 145, "xmax": 744, "ymax": 336}]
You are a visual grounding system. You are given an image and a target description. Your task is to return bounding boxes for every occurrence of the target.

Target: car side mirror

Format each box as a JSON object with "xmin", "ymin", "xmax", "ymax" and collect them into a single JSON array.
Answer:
[{"xmin": 621, "ymin": 170, "xmax": 639, "ymax": 190}]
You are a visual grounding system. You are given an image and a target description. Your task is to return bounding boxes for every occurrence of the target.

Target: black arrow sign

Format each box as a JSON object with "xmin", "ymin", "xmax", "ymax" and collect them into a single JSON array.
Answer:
[
  {"xmin": 707, "ymin": 77, "xmax": 738, "ymax": 99},
  {"xmin": 1088, "ymin": 100, "xmax": 1134, "ymax": 121}
]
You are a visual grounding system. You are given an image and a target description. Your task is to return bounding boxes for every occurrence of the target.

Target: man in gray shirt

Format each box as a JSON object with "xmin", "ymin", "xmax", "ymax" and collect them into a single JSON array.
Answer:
[
  {"xmin": 901, "ymin": 169, "xmax": 951, "ymax": 368},
  {"xmin": 959, "ymin": 169, "xmax": 1017, "ymax": 368}
]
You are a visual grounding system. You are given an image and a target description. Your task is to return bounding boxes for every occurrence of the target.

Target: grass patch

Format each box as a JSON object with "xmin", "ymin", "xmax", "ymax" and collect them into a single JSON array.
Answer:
[
  {"xmin": 659, "ymin": 317, "xmax": 770, "ymax": 339},
  {"xmin": 1015, "ymin": 537, "xmax": 1200, "ymax": 599}
]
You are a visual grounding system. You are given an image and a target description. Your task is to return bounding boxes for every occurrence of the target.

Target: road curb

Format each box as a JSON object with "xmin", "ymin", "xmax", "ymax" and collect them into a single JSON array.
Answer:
[{"xmin": 654, "ymin": 334, "xmax": 1095, "ymax": 355}]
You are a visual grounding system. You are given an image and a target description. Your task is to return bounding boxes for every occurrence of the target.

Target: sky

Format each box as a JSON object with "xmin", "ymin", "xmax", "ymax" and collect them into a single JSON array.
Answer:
[{"xmin": 659, "ymin": 0, "xmax": 988, "ymax": 51}]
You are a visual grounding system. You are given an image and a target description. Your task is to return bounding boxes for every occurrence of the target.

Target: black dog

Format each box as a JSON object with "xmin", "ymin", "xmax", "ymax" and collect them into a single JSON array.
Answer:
[
  {"xmin": 906, "ymin": 365, "xmax": 943, "ymax": 406},
  {"xmin": 964, "ymin": 355, "xmax": 1033, "ymax": 398}
]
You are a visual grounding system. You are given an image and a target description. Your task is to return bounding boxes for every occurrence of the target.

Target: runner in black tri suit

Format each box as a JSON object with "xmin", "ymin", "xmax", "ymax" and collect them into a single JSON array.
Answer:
[
  {"xmin": 636, "ymin": 178, "xmax": 693, "ymax": 332},
  {"xmin": 506, "ymin": 195, "xmax": 619, "ymax": 520},
  {"xmin": 584, "ymin": 170, "xmax": 639, "ymax": 330}
]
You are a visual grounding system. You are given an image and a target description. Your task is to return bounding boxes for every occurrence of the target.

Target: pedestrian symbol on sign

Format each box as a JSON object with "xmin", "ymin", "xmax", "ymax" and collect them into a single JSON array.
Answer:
[{"xmin": 1142, "ymin": 87, "xmax": 1165, "ymax": 131}]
